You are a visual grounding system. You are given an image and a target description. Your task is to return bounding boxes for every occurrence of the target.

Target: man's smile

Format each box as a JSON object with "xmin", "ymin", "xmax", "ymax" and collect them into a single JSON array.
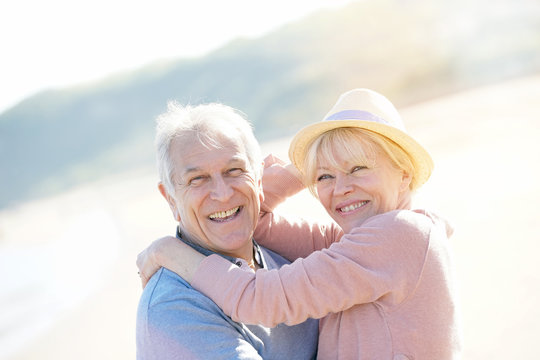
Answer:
[{"xmin": 208, "ymin": 206, "xmax": 242, "ymax": 221}]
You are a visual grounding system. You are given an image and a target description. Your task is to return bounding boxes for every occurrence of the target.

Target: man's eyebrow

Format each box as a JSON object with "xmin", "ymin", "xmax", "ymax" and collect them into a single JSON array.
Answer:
[
  {"xmin": 228, "ymin": 156, "xmax": 248, "ymax": 165},
  {"xmin": 180, "ymin": 157, "xmax": 247, "ymax": 176},
  {"xmin": 178, "ymin": 167, "xmax": 203, "ymax": 180}
]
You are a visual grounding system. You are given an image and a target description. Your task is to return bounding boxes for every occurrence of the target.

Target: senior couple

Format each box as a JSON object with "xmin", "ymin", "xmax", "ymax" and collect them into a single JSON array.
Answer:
[{"xmin": 135, "ymin": 89, "xmax": 461, "ymax": 359}]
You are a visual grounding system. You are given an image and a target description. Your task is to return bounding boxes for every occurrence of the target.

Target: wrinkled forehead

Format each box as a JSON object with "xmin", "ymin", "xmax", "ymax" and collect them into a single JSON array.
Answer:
[{"xmin": 171, "ymin": 132, "xmax": 251, "ymax": 174}]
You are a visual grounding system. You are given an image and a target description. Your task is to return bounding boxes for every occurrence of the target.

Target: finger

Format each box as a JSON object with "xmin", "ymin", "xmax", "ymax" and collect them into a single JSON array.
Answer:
[
  {"xmin": 263, "ymin": 154, "xmax": 274, "ymax": 168},
  {"xmin": 140, "ymin": 276, "xmax": 146, "ymax": 289},
  {"xmin": 263, "ymin": 154, "xmax": 285, "ymax": 168},
  {"xmin": 138, "ymin": 271, "xmax": 149, "ymax": 288},
  {"xmin": 141, "ymin": 276, "xmax": 147, "ymax": 289},
  {"xmin": 136, "ymin": 251, "xmax": 145, "ymax": 271}
]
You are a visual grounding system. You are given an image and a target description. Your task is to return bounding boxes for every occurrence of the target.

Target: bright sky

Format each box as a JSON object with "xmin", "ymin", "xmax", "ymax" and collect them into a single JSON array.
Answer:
[{"xmin": 0, "ymin": 0, "xmax": 354, "ymax": 114}]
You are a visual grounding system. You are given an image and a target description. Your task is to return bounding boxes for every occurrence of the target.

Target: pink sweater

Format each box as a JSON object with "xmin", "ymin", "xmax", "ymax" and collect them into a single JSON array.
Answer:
[{"xmin": 192, "ymin": 171, "xmax": 461, "ymax": 359}]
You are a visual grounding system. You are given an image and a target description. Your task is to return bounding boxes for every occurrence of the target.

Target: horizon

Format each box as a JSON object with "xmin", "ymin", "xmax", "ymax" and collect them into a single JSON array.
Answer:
[{"xmin": 0, "ymin": 0, "xmax": 353, "ymax": 114}]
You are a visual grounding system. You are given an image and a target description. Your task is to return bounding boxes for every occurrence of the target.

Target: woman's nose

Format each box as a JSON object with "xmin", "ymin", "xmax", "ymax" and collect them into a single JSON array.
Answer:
[{"xmin": 334, "ymin": 173, "xmax": 353, "ymax": 195}]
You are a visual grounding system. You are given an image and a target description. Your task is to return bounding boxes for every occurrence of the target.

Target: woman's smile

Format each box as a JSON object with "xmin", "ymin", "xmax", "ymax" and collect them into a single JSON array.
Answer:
[{"xmin": 337, "ymin": 200, "xmax": 369, "ymax": 215}]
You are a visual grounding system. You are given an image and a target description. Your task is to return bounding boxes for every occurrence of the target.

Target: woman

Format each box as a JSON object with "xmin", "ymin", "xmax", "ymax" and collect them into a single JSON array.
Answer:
[{"xmin": 137, "ymin": 89, "xmax": 461, "ymax": 359}]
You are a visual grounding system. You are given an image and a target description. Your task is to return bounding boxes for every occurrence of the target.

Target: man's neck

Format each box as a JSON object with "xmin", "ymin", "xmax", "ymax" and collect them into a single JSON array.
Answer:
[{"xmin": 176, "ymin": 227, "xmax": 257, "ymax": 268}]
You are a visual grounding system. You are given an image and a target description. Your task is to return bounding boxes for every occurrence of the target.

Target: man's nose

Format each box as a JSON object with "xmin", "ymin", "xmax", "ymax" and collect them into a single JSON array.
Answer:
[{"xmin": 210, "ymin": 176, "xmax": 234, "ymax": 201}]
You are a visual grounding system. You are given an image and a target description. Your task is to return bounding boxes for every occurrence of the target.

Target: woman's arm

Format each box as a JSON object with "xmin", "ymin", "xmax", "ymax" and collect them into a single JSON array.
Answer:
[
  {"xmin": 255, "ymin": 211, "xmax": 342, "ymax": 261},
  {"xmin": 136, "ymin": 154, "xmax": 340, "ymax": 285},
  {"xmin": 255, "ymin": 154, "xmax": 342, "ymax": 260},
  {"xmin": 259, "ymin": 154, "xmax": 305, "ymax": 213},
  {"xmin": 137, "ymin": 236, "xmax": 204, "ymax": 287},
  {"xmin": 192, "ymin": 211, "xmax": 433, "ymax": 327}
]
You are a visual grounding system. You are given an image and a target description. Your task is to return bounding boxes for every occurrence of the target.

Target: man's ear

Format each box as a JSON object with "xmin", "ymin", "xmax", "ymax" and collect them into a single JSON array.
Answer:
[
  {"xmin": 158, "ymin": 182, "xmax": 181, "ymax": 222},
  {"xmin": 258, "ymin": 162, "xmax": 264, "ymax": 204}
]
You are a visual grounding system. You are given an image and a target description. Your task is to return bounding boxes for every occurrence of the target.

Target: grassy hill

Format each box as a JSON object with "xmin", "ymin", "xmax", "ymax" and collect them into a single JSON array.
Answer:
[{"xmin": 1, "ymin": 0, "xmax": 539, "ymax": 208}]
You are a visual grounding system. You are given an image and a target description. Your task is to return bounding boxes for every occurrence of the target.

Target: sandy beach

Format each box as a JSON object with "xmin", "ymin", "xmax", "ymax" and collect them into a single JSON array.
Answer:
[{"xmin": 2, "ymin": 74, "xmax": 540, "ymax": 359}]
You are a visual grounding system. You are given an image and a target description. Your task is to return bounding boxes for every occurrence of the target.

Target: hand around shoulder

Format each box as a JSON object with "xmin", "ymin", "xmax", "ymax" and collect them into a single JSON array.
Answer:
[{"xmin": 137, "ymin": 268, "xmax": 263, "ymax": 360}]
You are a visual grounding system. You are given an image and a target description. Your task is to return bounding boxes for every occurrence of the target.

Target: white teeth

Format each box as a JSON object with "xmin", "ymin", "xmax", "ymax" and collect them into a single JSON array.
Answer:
[
  {"xmin": 339, "ymin": 201, "xmax": 368, "ymax": 213},
  {"xmin": 209, "ymin": 206, "xmax": 240, "ymax": 219}
]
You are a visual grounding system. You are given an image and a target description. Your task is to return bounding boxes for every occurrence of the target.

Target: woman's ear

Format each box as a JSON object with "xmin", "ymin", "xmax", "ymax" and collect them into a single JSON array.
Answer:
[
  {"xmin": 399, "ymin": 171, "xmax": 413, "ymax": 192},
  {"xmin": 158, "ymin": 183, "xmax": 181, "ymax": 222}
]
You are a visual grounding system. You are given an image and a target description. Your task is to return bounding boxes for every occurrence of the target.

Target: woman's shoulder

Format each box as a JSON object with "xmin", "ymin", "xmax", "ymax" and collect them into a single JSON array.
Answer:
[{"xmin": 362, "ymin": 208, "xmax": 452, "ymax": 239}]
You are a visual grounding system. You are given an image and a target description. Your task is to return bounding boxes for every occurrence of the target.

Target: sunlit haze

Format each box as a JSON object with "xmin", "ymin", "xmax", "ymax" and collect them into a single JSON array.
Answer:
[{"xmin": 0, "ymin": 0, "xmax": 353, "ymax": 113}]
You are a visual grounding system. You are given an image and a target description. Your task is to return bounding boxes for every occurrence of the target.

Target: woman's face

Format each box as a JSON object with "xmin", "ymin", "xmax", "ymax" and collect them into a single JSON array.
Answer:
[{"xmin": 314, "ymin": 146, "xmax": 411, "ymax": 233}]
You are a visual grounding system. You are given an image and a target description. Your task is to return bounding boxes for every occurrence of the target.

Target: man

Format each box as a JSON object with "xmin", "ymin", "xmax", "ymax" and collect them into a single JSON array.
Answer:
[{"xmin": 136, "ymin": 102, "xmax": 318, "ymax": 359}]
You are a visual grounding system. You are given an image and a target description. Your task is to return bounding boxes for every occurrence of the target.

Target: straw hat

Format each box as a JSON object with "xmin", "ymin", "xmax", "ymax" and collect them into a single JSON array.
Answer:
[{"xmin": 288, "ymin": 88, "xmax": 434, "ymax": 188}]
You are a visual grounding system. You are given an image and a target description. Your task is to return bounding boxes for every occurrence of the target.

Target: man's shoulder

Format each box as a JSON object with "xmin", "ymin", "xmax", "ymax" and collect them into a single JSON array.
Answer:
[
  {"xmin": 136, "ymin": 270, "xmax": 257, "ymax": 359},
  {"xmin": 258, "ymin": 245, "xmax": 291, "ymax": 269},
  {"xmin": 137, "ymin": 268, "xmax": 231, "ymax": 334},
  {"xmin": 140, "ymin": 268, "xmax": 214, "ymax": 309}
]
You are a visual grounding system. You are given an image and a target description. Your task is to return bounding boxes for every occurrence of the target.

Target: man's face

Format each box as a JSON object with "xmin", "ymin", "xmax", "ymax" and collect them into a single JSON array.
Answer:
[{"xmin": 161, "ymin": 133, "xmax": 263, "ymax": 260}]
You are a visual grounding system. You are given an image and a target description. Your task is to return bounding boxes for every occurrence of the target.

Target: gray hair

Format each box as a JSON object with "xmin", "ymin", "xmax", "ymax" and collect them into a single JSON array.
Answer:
[{"xmin": 155, "ymin": 102, "xmax": 262, "ymax": 195}]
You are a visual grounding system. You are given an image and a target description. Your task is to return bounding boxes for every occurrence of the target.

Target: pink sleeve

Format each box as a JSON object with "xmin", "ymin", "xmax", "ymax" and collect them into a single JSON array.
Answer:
[
  {"xmin": 259, "ymin": 161, "xmax": 304, "ymax": 213},
  {"xmin": 255, "ymin": 162, "xmax": 342, "ymax": 260},
  {"xmin": 191, "ymin": 211, "xmax": 432, "ymax": 327},
  {"xmin": 254, "ymin": 211, "xmax": 342, "ymax": 261}
]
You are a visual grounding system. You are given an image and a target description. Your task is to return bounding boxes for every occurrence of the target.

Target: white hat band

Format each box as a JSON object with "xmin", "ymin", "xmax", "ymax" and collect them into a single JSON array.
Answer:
[{"xmin": 325, "ymin": 110, "xmax": 389, "ymax": 125}]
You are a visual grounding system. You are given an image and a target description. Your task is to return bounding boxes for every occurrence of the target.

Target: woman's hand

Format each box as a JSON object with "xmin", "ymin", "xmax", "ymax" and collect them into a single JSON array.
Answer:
[
  {"xmin": 259, "ymin": 154, "xmax": 306, "ymax": 213},
  {"xmin": 263, "ymin": 154, "xmax": 303, "ymax": 184},
  {"xmin": 136, "ymin": 236, "xmax": 175, "ymax": 288},
  {"xmin": 136, "ymin": 236, "xmax": 205, "ymax": 288}
]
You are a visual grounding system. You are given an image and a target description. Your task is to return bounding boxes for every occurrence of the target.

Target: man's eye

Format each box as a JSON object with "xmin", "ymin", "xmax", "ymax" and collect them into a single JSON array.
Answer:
[
  {"xmin": 227, "ymin": 168, "xmax": 244, "ymax": 176},
  {"xmin": 189, "ymin": 176, "xmax": 207, "ymax": 186}
]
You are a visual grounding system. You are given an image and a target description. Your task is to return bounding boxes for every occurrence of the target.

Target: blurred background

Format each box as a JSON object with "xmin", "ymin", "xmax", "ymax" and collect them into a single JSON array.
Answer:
[{"xmin": 1, "ymin": 0, "xmax": 539, "ymax": 358}]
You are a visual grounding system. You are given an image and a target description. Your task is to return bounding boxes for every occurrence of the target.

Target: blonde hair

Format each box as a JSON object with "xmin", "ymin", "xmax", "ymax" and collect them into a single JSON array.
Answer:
[{"xmin": 302, "ymin": 127, "xmax": 417, "ymax": 196}]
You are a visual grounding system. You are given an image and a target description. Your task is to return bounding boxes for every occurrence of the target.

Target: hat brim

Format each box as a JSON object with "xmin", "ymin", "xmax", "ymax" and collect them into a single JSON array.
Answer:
[{"xmin": 288, "ymin": 119, "xmax": 434, "ymax": 188}]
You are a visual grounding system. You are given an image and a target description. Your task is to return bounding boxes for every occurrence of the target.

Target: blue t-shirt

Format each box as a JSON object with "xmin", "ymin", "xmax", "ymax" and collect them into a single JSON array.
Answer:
[{"xmin": 136, "ymin": 239, "xmax": 318, "ymax": 360}]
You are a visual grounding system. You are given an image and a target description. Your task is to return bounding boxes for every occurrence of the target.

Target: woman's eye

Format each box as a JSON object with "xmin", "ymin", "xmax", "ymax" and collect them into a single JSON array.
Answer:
[
  {"xmin": 352, "ymin": 166, "xmax": 367, "ymax": 173},
  {"xmin": 317, "ymin": 174, "xmax": 333, "ymax": 182}
]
